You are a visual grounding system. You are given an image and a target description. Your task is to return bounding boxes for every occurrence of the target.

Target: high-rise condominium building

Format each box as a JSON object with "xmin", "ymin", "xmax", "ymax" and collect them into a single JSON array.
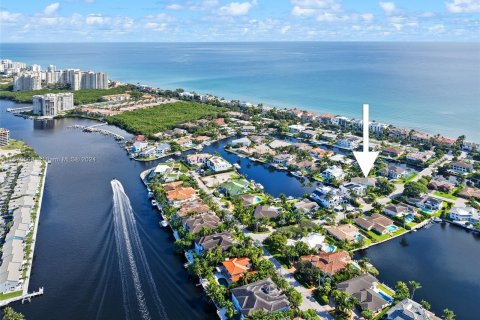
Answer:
[
  {"xmin": 0, "ymin": 128, "xmax": 10, "ymax": 146},
  {"xmin": 13, "ymin": 72, "xmax": 42, "ymax": 91},
  {"xmin": 33, "ymin": 93, "xmax": 75, "ymax": 116}
]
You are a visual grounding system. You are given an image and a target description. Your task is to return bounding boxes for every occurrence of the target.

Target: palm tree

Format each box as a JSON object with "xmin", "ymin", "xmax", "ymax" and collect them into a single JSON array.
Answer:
[
  {"xmin": 332, "ymin": 289, "xmax": 357, "ymax": 316},
  {"xmin": 409, "ymin": 281, "xmax": 422, "ymax": 300}
]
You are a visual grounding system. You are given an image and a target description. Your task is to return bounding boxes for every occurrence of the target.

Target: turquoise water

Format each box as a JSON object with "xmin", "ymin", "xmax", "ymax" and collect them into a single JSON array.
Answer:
[
  {"xmin": 1, "ymin": 42, "xmax": 479, "ymax": 141},
  {"xmin": 387, "ymin": 225, "xmax": 399, "ymax": 232}
]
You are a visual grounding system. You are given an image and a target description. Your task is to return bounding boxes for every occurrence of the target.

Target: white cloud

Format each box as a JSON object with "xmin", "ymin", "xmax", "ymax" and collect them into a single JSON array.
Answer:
[
  {"xmin": 44, "ymin": 2, "xmax": 60, "ymax": 15},
  {"xmin": 428, "ymin": 24, "xmax": 446, "ymax": 33},
  {"xmin": 280, "ymin": 25, "xmax": 291, "ymax": 34},
  {"xmin": 218, "ymin": 1, "xmax": 257, "ymax": 16},
  {"xmin": 86, "ymin": 14, "xmax": 107, "ymax": 25},
  {"xmin": 0, "ymin": 10, "xmax": 22, "ymax": 22},
  {"xmin": 145, "ymin": 22, "xmax": 167, "ymax": 32},
  {"xmin": 379, "ymin": 2, "xmax": 396, "ymax": 14},
  {"xmin": 446, "ymin": 0, "xmax": 480, "ymax": 13},
  {"xmin": 166, "ymin": 4, "xmax": 184, "ymax": 10}
]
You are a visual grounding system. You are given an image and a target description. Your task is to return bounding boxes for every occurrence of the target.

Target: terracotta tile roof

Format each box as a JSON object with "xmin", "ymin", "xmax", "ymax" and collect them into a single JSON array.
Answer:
[
  {"xmin": 301, "ymin": 251, "xmax": 351, "ymax": 276},
  {"xmin": 222, "ymin": 257, "xmax": 251, "ymax": 282},
  {"xmin": 166, "ymin": 187, "xmax": 196, "ymax": 201},
  {"xmin": 311, "ymin": 148, "xmax": 332, "ymax": 157},
  {"xmin": 177, "ymin": 199, "xmax": 210, "ymax": 218},
  {"xmin": 319, "ymin": 113, "xmax": 334, "ymax": 118}
]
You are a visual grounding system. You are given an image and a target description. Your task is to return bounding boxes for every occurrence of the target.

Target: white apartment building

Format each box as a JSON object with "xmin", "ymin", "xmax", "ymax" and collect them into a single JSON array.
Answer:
[
  {"xmin": 33, "ymin": 93, "xmax": 75, "ymax": 116},
  {"xmin": 0, "ymin": 128, "xmax": 10, "ymax": 146},
  {"xmin": 13, "ymin": 72, "xmax": 42, "ymax": 91}
]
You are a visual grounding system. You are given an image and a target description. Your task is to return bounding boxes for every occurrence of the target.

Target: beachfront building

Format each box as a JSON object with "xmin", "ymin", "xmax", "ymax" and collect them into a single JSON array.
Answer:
[
  {"xmin": 231, "ymin": 278, "xmax": 290, "ymax": 318},
  {"xmin": 0, "ymin": 128, "xmax": 10, "ymax": 146},
  {"xmin": 13, "ymin": 72, "xmax": 41, "ymax": 91},
  {"xmin": 206, "ymin": 156, "xmax": 233, "ymax": 173},
  {"xmin": 33, "ymin": 92, "xmax": 75, "ymax": 116}
]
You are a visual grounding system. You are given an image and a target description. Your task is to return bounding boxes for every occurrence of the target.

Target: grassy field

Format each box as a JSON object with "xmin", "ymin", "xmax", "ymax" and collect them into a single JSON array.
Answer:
[
  {"xmin": 106, "ymin": 101, "xmax": 225, "ymax": 135},
  {"xmin": 0, "ymin": 85, "xmax": 135, "ymax": 105},
  {"xmin": 434, "ymin": 191, "xmax": 458, "ymax": 200},
  {"xmin": 0, "ymin": 290, "xmax": 22, "ymax": 301}
]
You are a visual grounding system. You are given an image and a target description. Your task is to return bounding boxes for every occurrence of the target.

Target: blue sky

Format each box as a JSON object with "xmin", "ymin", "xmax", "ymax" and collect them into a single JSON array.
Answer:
[{"xmin": 1, "ymin": 0, "xmax": 479, "ymax": 42}]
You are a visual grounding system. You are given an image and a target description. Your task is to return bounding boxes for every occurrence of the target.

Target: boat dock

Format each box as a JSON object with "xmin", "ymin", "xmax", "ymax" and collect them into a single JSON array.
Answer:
[
  {"xmin": 0, "ymin": 288, "xmax": 44, "ymax": 307},
  {"xmin": 68, "ymin": 124, "xmax": 125, "ymax": 141}
]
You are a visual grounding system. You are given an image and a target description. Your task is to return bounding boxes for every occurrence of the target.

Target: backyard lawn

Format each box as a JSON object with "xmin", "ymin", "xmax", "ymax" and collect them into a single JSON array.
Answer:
[{"xmin": 434, "ymin": 191, "xmax": 458, "ymax": 200}]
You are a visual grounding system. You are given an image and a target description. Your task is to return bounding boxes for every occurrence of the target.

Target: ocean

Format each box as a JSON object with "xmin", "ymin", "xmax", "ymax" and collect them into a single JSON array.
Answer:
[{"xmin": 1, "ymin": 42, "xmax": 479, "ymax": 141}]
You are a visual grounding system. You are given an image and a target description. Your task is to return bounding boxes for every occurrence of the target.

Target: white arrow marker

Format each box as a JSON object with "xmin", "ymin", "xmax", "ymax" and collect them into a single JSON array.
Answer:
[{"xmin": 353, "ymin": 104, "xmax": 379, "ymax": 177}]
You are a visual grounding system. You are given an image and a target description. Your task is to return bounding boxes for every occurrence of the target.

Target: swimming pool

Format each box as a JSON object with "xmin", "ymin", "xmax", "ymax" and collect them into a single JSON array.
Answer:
[
  {"xmin": 355, "ymin": 234, "xmax": 363, "ymax": 242},
  {"xmin": 405, "ymin": 216, "xmax": 414, "ymax": 223},
  {"xmin": 322, "ymin": 244, "xmax": 337, "ymax": 253},
  {"xmin": 253, "ymin": 196, "xmax": 263, "ymax": 204},
  {"xmin": 387, "ymin": 225, "xmax": 399, "ymax": 232}
]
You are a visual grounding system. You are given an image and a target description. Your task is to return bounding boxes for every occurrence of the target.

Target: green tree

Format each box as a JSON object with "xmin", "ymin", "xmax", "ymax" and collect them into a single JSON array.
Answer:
[
  {"xmin": 408, "ymin": 281, "xmax": 422, "ymax": 300},
  {"xmin": 332, "ymin": 289, "xmax": 357, "ymax": 317},
  {"xmin": 442, "ymin": 308, "xmax": 455, "ymax": 320},
  {"xmin": 403, "ymin": 181, "xmax": 428, "ymax": 198},
  {"xmin": 285, "ymin": 287, "xmax": 303, "ymax": 309},
  {"xmin": 420, "ymin": 300, "xmax": 431, "ymax": 310},
  {"xmin": 361, "ymin": 309, "xmax": 374, "ymax": 320},
  {"xmin": 2, "ymin": 307, "xmax": 25, "ymax": 320},
  {"xmin": 394, "ymin": 281, "xmax": 410, "ymax": 303},
  {"xmin": 264, "ymin": 233, "xmax": 288, "ymax": 253}
]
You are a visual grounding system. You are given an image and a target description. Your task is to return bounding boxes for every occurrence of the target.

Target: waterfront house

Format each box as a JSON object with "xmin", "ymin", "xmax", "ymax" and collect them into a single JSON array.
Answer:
[
  {"xmin": 355, "ymin": 214, "xmax": 396, "ymax": 235},
  {"xmin": 288, "ymin": 124, "xmax": 306, "ymax": 134},
  {"xmin": 252, "ymin": 144, "xmax": 275, "ymax": 157},
  {"xmin": 369, "ymin": 122, "xmax": 389, "ymax": 133},
  {"xmin": 335, "ymin": 136, "xmax": 361, "ymax": 150},
  {"xmin": 288, "ymin": 108, "xmax": 304, "ymax": 118},
  {"xmin": 382, "ymin": 147, "xmax": 405, "ymax": 158},
  {"xmin": 319, "ymin": 113, "xmax": 334, "ymax": 124},
  {"xmin": 163, "ymin": 181, "xmax": 183, "ymax": 191},
  {"xmin": 219, "ymin": 179, "xmax": 250, "ymax": 197},
  {"xmin": 326, "ymin": 224, "xmax": 362, "ymax": 242},
  {"xmin": 166, "ymin": 187, "xmax": 197, "ymax": 206},
  {"xmin": 194, "ymin": 232, "xmax": 234, "ymax": 256},
  {"xmin": 340, "ymin": 182, "xmax": 366, "ymax": 197},
  {"xmin": 231, "ymin": 278, "xmax": 290, "ymax": 318},
  {"xmin": 337, "ymin": 274, "xmax": 390, "ymax": 313},
  {"xmin": 272, "ymin": 154, "xmax": 295, "ymax": 166},
  {"xmin": 434, "ymin": 136, "xmax": 456, "ymax": 146},
  {"xmin": 268, "ymin": 140, "xmax": 292, "ymax": 149},
  {"xmin": 238, "ymin": 194, "xmax": 260, "ymax": 207},
  {"xmin": 449, "ymin": 161, "xmax": 473, "ymax": 174},
  {"xmin": 253, "ymin": 205, "xmax": 279, "ymax": 220},
  {"xmin": 156, "ymin": 143, "xmax": 171, "ymax": 156},
  {"xmin": 186, "ymin": 153, "xmax": 212, "ymax": 166},
  {"xmin": 0, "ymin": 261, "xmax": 22, "ymax": 293},
  {"xmin": 301, "ymin": 130, "xmax": 317, "ymax": 140},
  {"xmin": 389, "ymin": 127, "xmax": 409, "ymax": 140},
  {"xmin": 132, "ymin": 141, "xmax": 148, "ymax": 153},
  {"xmin": 206, "ymin": 156, "xmax": 233, "ymax": 173},
  {"xmin": 321, "ymin": 166, "xmax": 345, "ymax": 182},
  {"xmin": 176, "ymin": 199, "xmax": 210, "ymax": 219},
  {"xmin": 176, "ymin": 137, "xmax": 192, "ymax": 147},
  {"xmin": 182, "ymin": 212, "xmax": 221, "ymax": 234},
  {"xmin": 301, "ymin": 251, "xmax": 352, "ymax": 276},
  {"xmin": 410, "ymin": 131, "xmax": 432, "ymax": 143},
  {"xmin": 386, "ymin": 298, "xmax": 441, "ymax": 320},
  {"xmin": 173, "ymin": 128, "xmax": 188, "ymax": 136},
  {"xmin": 231, "ymin": 137, "xmax": 252, "ymax": 147},
  {"xmin": 294, "ymin": 199, "xmax": 319, "ymax": 214},
  {"xmin": 241, "ymin": 125, "xmax": 256, "ymax": 134},
  {"xmin": 221, "ymin": 258, "xmax": 252, "ymax": 283},
  {"xmin": 214, "ymin": 118, "xmax": 226, "ymax": 126},
  {"xmin": 383, "ymin": 204, "xmax": 416, "ymax": 218},
  {"xmin": 331, "ymin": 116, "xmax": 351, "ymax": 128},
  {"xmin": 139, "ymin": 146, "xmax": 157, "ymax": 158},
  {"xmin": 449, "ymin": 206, "xmax": 479, "ymax": 224}
]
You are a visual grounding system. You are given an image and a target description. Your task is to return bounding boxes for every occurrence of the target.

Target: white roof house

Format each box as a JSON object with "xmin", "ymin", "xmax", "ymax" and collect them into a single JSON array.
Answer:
[
  {"xmin": 299, "ymin": 232, "xmax": 325, "ymax": 250},
  {"xmin": 449, "ymin": 206, "xmax": 479, "ymax": 223},
  {"xmin": 322, "ymin": 166, "xmax": 345, "ymax": 182}
]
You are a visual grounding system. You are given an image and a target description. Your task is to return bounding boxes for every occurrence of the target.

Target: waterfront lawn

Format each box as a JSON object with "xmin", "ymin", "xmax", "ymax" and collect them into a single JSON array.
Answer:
[
  {"xmin": 360, "ymin": 227, "xmax": 407, "ymax": 242},
  {"xmin": 376, "ymin": 283, "xmax": 395, "ymax": 296},
  {"xmin": 434, "ymin": 191, "xmax": 458, "ymax": 200},
  {"xmin": 0, "ymin": 85, "xmax": 135, "ymax": 105},
  {"xmin": 0, "ymin": 290, "xmax": 22, "ymax": 301},
  {"xmin": 107, "ymin": 101, "xmax": 225, "ymax": 135}
]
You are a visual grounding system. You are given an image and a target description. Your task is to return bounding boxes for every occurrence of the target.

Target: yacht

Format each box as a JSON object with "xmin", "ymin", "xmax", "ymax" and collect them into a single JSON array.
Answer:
[
  {"xmin": 151, "ymin": 200, "xmax": 157, "ymax": 207},
  {"xmin": 160, "ymin": 220, "xmax": 169, "ymax": 227},
  {"xmin": 233, "ymin": 163, "xmax": 241, "ymax": 169}
]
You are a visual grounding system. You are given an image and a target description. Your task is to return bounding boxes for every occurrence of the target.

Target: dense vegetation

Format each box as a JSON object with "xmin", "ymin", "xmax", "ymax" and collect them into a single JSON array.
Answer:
[
  {"xmin": 0, "ymin": 84, "xmax": 135, "ymax": 105},
  {"xmin": 106, "ymin": 101, "xmax": 225, "ymax": 135}
]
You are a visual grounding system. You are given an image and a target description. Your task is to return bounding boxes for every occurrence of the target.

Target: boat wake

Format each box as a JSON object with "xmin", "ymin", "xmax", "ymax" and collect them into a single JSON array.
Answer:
[{"xmin": 111, "ymin": 179, "xmax": 168, "ymax": 320}]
